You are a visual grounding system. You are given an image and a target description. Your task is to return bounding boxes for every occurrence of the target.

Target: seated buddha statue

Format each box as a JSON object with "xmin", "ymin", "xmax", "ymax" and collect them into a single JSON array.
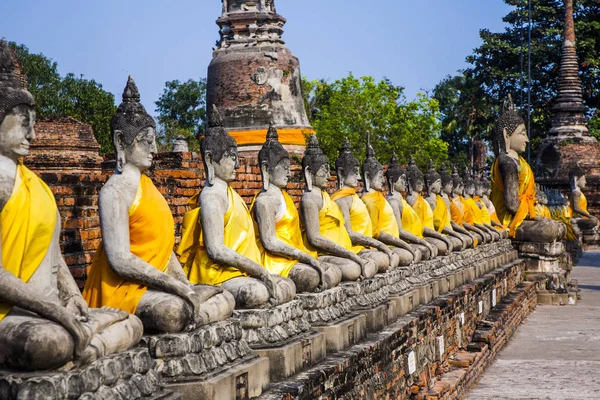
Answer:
[
  {"xmin": 343, "ymin": 142, "xmax": 416, "ymax": 268},
  {"xmin": 423, "ymin": 161, "xmax": 467, "ymax": 250},
  {"xmin": 300, "ymin": 135, "xmax": 378, "ymax": 281},
  {"xmin": 0, "ymin": 43, "xmax": 142, "ymax": 372},
  {"xmin": 490, "ymin": 96, "xmax": 563, "ymax": 242},
  {"xmin": 252, "ymin": 125, "xmax": 342, "ymax": 292},
  {"xmin": 84, "ymin": 78, "xmax": 234, "ymax": 334},
  {"xmin": 475, "ymin": 176, "xmax": 509, "ymax": 238},
  {"xmin": 535, "ymin": 186, "xmax": 552, "ymax": 219},
  {"xmin": 405, "ymin": 158, "xmax": 453, "ymax": 256},
  {"xmin": 461, "ymin": 172, "xmax": 501, "ymax": 242},
  {"xmin": 177, "ymin": 107, "xmax": 295, "ymax": 309},
  {"xmin": 386, "ymin": 156, "xmax": 437, "ymax": 260},
  {"xmin": 569, "ymin": 167, "xmax": 599, "ymax": 231},
  {"xmin": 449, "ymin": 167, "xmax": 488, "ymax": 244},
  {"xmin": 438, "ymin": 165, "xmax": 476, "ymax": 248}
]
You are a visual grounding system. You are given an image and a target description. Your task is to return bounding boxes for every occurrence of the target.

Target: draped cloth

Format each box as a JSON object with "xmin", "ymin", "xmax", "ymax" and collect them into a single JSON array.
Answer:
[
  {"xmin": 0, "ymin": 165, "xmax": 57, "ymax": 323},
  {"xmin": 305, "ymin": 190, "xmax": 355, "ymax": 254},
  {"xmin": 462, "ymin": 197, "xmax": 483, "ymax": 225},
  {"xmin": 83, "ymin": 175, "xmax": 174, "ymax": 314},
  {"xmin": 332, "ymin": 188, "xmax": 372, "ymax": 253},
  {"xmin": 491, "ymin": 156, "xmax": 537, "ymax": 238},
  {"xmin": 413, "ymin": 194, "xmax": 435, "ymax": 231},
  {"xmin": 450, "ymin": 197, "xmax": 464, "ymax": 225},
  {"xmin": 177, "ymin": 185, "xmax": 258, "ymax": 286},
  {"xmin": 361, "ymin": 191, "xmax": 399, "ymax": 238},
  {"xmin": 550, "ymin": 206, "xmax": 577, "ymax": 241},
  {"xmin": 473, "ymin": 196, "xmax": 492, "ymax": 225},
  {"xmin": 573, "ymin": 191, "xmax": 590, "ymax": 218},
  {"xmin": 252, "ymin": 191, "xmax": 316, "ymax": 278},
  {"xmin": 433, "ymin": 195, "xmax": 452, "ymax": 233},
  {"xmin": 535, "ymin": 203, "xmax": 552, "ymax": 219},
  {"xmin": 401, "ymin": 198, "xmax": 424, "ymax": 238}
]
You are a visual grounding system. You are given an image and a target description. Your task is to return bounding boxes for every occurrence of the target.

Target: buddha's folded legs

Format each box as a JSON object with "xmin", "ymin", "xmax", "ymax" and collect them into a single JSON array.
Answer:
[
  {"xmin": 221, "ymin": 276, "xmax": 296, "ymax": 309},
  {"xmin": 515, "ymin": 220, "xmax": 564, "ymax": 243},
  {"xmin": 136, "ymin": 290, "xmax": 192, "ymax": 334},
  {"xmin": 447, "ymin": 236, "xmax": 463, "ymax": 251},
  {"xmin": 412, "ymin": 244, "xmax": 431, "ymax": 260},
  {"xmin": 390, "ymin": 247, "xmax": 414, "ymax": 266},
  {"xmin": 318, "ymin": 256, "xmax": 362, "ymax": 281},
  {"xmin": 289, "ymin": 262, "xmax": 342, "ymax": 293},
  {"xmin": 425, "ymin": 237, "xmax": 450, "ymax": 257},
  {"xmin": 358, "ymin": 249, "xmax": 390, "ymax": 273},
  {"xmin": 574, "ymin": 217, "xmax": 598, "ymax": 231}
]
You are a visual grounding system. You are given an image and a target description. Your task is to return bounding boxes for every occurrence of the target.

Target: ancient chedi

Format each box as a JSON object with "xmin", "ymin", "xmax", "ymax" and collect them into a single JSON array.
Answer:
[{"xmin": 207, "ymin": 0, "xmax": 313, "ymax": 154}]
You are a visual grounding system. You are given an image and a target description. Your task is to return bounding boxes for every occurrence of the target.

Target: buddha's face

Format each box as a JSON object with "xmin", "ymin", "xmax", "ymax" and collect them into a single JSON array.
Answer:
[
  {"xmin": 269, "ymin": 158, "xmax": 291, "ymax": 188},
  {"xmin": 576, "ymin": 175, "xmax": 586, "ymax": 189},
  {"xmin": 341, "ymin": 165, "xmax": 360, "ymax": 189},
  {"xmin": 465, "ymin": 183, "xmax": 475, "ymax": 196},
  {"xmin": 124, "ymin": 127, "xmax": 157, "ymax": 171},
  {"xmin": 368, "ymin": 169, "xmax": 385, "ymax": 192},
  {"xmin": 393, "ymin": 175, "xmax": 407, "ymax": 193},
  {"xmin": 0, "ymin": 105, "xmax": 36, "ymax": 160},
  {"xmin": 453, "ymin": 183, "xmax": 463, "ymax": 195},
  {"xmin": 429, "ymin": 178, "xmax": 442, "ymax": 195},
  {"xmin": 213, "ymin": 146, "xmax": 239, "ymax": 183},
  {"xmin": 475, "ymin": 185, "xmax": 485, "ymax": 197},
  {"xmin": 313, "ymin": 163, "xmax": 330, "ymax": 190},
  {"xmin": 506, "ymin": 124, "xmax": 529, "ymax": 154},
  {"xmin": 442, "ymin": 181, "xmax": 453, "ymax": 195},
  {"xmin": 412, "ymin": 178, "xmax": 424, "ymax": 193}
]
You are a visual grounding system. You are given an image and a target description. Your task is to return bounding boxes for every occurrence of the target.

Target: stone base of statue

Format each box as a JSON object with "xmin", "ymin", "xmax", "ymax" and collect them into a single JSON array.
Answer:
[
  {"xmin": 140, "ymin": 319, "xmax": 269, "ymax": 400},
  {"xmin": 296, "ymin": 287, "xmax": 365, "ymax": 353},
  {"xmin": 233, "ymin": 300, "xmax": 325, "ymax": 382},
  {"xmin": 582, "ymin": 228, "xmax": 600, "ymax": 249},
  {"xmin": 515, "ymin": 241, "xmax": 577, "ymax": 306},
  {"xmin": 340, "ymin": 274, "xmax": 390, "ymax": 333},
  {"xmin": 0, "ymin": 348, "xmax": 180, "ymax": 400}
]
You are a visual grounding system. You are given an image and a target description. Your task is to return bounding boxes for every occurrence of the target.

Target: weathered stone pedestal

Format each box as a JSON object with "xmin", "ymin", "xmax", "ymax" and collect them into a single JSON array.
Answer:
[
  {"xmin": 296, "ymin": 287, "xmax": 365, "ymax": 353},
  {"xmin": 0, "ymin": 349, "xmax": 179, "ymax": 400},
  {"xmin": 516, "ymin": 241, "xmax": 577, "ymax": 306},
  {"xmin": 141, "ymin": 320, "xmax": 269, "ymax": 400},
  {"xmin": 583, "ymin": 228, "xmax": 600, "ymax": 249},
  {"xmin": 340, "ymin": 274, "xmax": 390, "ymax": 333},
  {"xmin": 234, "ymin": 300, "xmax": 325, "ymax": 382}
]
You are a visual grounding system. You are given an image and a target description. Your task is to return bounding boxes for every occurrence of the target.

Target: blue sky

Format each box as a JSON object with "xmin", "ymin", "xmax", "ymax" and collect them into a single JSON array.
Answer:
[{"xmin": 3, "ymin": 0, "xmax": 512, "ymax": 114}]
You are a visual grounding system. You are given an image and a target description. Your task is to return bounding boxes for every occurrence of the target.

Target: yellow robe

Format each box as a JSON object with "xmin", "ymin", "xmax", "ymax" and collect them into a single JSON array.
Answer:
[
  {"xmin": 491, "ymin": 156, "xmax": 537, "ymax": 238},
  {"xmin": 412, "ymin": 194, "xmax": 435, "ymax": 231},
  {"xmin": 572, "ymin": 191, "xmax": 590, "ymax": 218},
  {"xmin": 0, "ymin": 165, "xmax": 57, "ymax": 323},
  {"xmin": 433, "ymin": 195, "xmax": 452, "ymax": 233},
  {"xmin": 535, "ymin": 203, "xmax": 552, "ymax": 219},
  {"xmin": 462, "ymin": 196, "xmax": 483, "ymax": 225},
  {"xmin": 473, "ymin": 196, "xmax": 492, "ymax": 225},
  {"xmin": 177, "ymin": 185, "xmax": 259, "ymax": 286},
  {"xmin": 305, "ymin": 190, "xmax": 355, "ymax": 254},
  {"xmin": 401, "ymin": 198, "xmax": 424, "ymax": 238},
  {"xmin": 450, "ymin": 197, "xmax": 464, "ymax": 225},
  {"xmin": 83, "ymin": 175, "xmax": 174, "ymax": 314},
  {"xmin": 361, "ymin": 191, "xmax": 400, "ymax": 239},
  {"xmin": 252, "ymin": 191, "xmax": 316, "ymax": 277},
  {"xmin": 332, "ymin": 188, "xmax": 372, "ymax": 252}
]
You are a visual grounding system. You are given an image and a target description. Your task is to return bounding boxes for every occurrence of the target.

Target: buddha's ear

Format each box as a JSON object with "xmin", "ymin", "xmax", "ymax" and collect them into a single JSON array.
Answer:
[
  {"xmin": 502, "ymin": 128, "xmax": 510, "ymax": 153},
  {"xmin": 114, "ymin": 130, "xmax": 126, "ymax": 173},
  {"xmin": 364, "ymin": 171, "xmax": 372, "ymax": 192},
  {"xmin": 304, "ymin": 166, "xmax": 313, "ymax": 192},
  {"xmin": 336, "ymin": 167, "xmax": 343, "ymax": 190},
  {"xmin": 261, "ymin": 160, "xmax": 270, "ymax": 191},
  {"xmin": 204, "ymin": 151, "xmax": 215, "ymax": 186}
]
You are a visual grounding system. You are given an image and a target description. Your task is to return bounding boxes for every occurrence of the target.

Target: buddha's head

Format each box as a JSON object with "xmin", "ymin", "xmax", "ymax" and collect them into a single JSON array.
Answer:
[
  {"xmin": 111, "ymin": 76, "xmax": 157, "ymax": 174},
  {"xmin": 451, "ymin": 166, "xmax": 464, "ymax": 196},
  {"xmin": 335, "ymin": 139, "xmax": 360, "ymax": 190},
  {"xmin": 425, "ymin": 159, "xmax": 442, "ymax": 195},
  {"xmin": 258, "ymin": 123, "xmax": 290, "ymax": 190},
  {"xmin": 494, "ymin": 95, "xmax": 528, "ymax": 155},
  {"xmin": 201, "ymin": 105, "xmax": 238, "ymax": 185},
  {"xmin": 475, "ymin": 176, "xmax": 486, "ymax": 197},
  {"xmin": 407, "ymin": 157, "xmax": 424, "ymax": 194},
  {"xmin": 302, "ymin": 134, "xmax": 330, "ymax": 191},
  {"xmin": 386, "ymin": 154, "xmax": 408, "ymax": 195},
  {"xmin": 463, "ymin": 170, "xmax": 476, "ymax": 197},
  {"xmin": 362, "ymin": 139, "xmax": 384, "ymax": 192},
  {"xmin": 536, "ymin": 185, "xmax": 548, "ymax": 206},
  {"xmin": 569, "ymin": 166, "xmax": 586, "ymax": 190},
  {"xmin": 480, "ymin": 175, "xmax": 492, "ymax": 197},
  {"xmin": 0, "ymin": 38, "xmax": 36, "ymax": 162},
  {"xmin": 540, "ymin": 191, "xmax": 548, "ymax": 206},
  {"xmin": 439, "ymin": 164, "xmax": 453, "ymax": 195}
]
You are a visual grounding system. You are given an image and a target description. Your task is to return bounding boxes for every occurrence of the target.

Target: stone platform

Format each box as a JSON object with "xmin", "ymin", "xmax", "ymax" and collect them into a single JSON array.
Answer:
[{"xmin": 0, "ymin": 348, "xmax": 179, "ymax": 400}]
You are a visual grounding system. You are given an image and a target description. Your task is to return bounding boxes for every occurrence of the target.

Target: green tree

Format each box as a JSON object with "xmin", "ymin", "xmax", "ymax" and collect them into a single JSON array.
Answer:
[
  {"xmin": 303, "ymin": 74, "xmax": 447, "ymax": 169},
  {"xmin": 154, "ymin": 78, "xmax": 207, "ymax": 151},
  {"xmin": 9, "ymin": 42, "xmax": 117, "ymax": 153}
]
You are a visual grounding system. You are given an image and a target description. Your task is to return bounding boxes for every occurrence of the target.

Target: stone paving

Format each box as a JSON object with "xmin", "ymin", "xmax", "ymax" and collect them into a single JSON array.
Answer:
[{"xmin": 466, "ymin": 251, "xmax": 600, "ymax": 400}]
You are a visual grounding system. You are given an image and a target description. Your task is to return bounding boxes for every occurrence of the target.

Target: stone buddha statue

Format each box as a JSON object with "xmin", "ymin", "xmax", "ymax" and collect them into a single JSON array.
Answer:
[
  {"xmin": 568, "ymin": 167, "xmax": 599, "ymax": 231},
  {"xmin": 385, "ymin": 156, "xmax": 436, "ymax": 260},
  {"xmin": 449, "ymin": 166, "xmax": 488, "ymax": 244},
  {"xmin": 405, "ymin": 158, "xmax": 453, "ymax": 256},
  {"xmin": 490, "ymin": 97, "xmax": 564, "ymax": 242},
  {"xmin": 351, "ymin": 143, "xmax": 416, "ymax": 267},
  {"xmin": 476, "ymin": 175, "xmax": 509, "ymax": 238},
  {"xmin": 0, "ymin": 42, "xmax": 142, "ymax": 371},
  {"xmin": 83, "ymin": 78, "xmax": 234, "ymax": 334},
  {"xmin": 178, "ymin": 107, "xmax": 295, "ymax": 308},
  {"xmin": 438, "ymin": 164, "xmax": 476, "ymax": 248},
  {"xmin": 535, "ymin": 186, "xmax": 552, "ymax": 219},
  {"xmin": 300, "ymin": 135, "xmax": 378, "ymax": 281},
  {"xmin": 423, "ymin": 160, "xmax": 467, "ymax": 250},
  {"xmin": 252, "ymin": 125, "xmax": 342, "ymax": 292},
  {"xmin": 461, "ymin": 172, "xmax": 500, "ymax": 242}
]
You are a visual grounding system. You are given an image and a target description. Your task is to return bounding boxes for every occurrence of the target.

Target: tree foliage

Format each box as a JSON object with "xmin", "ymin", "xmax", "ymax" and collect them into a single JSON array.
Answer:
[
  {"xmin": 9, "ymin": 42, "xmax": 117, "ymax": 154},
  {"xmin": 154, "ymin": 78, "xmax": 206, "ymax": 152},
  {"xmin": 303, "ymin": 74, "xmax": 448, "ymax": 169}
]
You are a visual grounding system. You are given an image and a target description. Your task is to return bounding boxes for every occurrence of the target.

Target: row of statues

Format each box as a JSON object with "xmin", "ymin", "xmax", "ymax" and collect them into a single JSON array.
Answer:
[{"xmin": 0, "ymin": 36, "xmax": 596, "ymax": 374}]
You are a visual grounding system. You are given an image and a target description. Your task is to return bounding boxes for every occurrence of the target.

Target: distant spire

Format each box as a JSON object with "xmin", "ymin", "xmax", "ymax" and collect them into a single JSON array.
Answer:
[
  {"xmin": 209, "ymin": 104, "xmax": 224, "ymax": 128},
  {"xmin": 266, "ymin": 121, "xmax": 279, "ymax": 141}
]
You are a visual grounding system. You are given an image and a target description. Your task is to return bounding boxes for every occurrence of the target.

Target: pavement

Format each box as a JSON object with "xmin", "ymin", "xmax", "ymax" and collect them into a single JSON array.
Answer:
[{"xmin": 466, "ymin": 251, "xmax": 600, "ymax": 400}]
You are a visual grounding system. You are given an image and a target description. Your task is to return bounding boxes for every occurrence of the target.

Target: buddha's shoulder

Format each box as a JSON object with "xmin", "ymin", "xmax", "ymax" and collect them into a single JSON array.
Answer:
[{"xmin": 100, "ymin": 174, "xmax": 138, "ymax": 202}]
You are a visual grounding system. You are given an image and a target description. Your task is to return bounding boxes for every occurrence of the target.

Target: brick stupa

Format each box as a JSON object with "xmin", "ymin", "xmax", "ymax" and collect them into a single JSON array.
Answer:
[{"xmin": 206, "ymin": 0, "xmax": 314, "ymax": 154}]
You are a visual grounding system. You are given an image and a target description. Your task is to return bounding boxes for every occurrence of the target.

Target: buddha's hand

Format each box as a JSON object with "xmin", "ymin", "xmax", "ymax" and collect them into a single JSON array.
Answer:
[
  {"xmin": 427, "ymin": 243, "xmax": 438, "ymax": 258},
  {"xmin": 385, "ymin": 248, "xmax": 400, "ymax": 268},
  {"xmin": 443, "ymin": 237, "xmax": 453, "ymax": 252},
  {"xmin": 309, "ymin": 259, "xmax": 327, "ymax": 291},
  {"xmin": 183, "ymin": 291, "xmax": 205, "ymax": 328},
  {"xmin": 58, "ymin": 307, "xmax": 93, "ymax": 358},
  {"xmin": 259, "ymin": 272, "xmax": 279, "ymax": 307},
  {"xmin": 65, "ymin": 295, "xmax": 89, "ymax": 321}
]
